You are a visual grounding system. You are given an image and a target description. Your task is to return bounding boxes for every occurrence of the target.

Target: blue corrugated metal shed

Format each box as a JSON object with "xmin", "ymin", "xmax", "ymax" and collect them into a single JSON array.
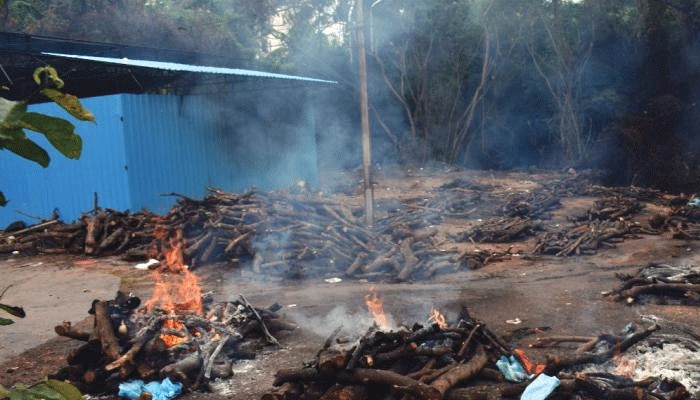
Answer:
[
  {"xmin": 0, "ymin": 93, "xmax": 319, "ymax": 226},
  {"xmin": 0, "ymin": 34, "xmax": 331, "ymax": 227}
]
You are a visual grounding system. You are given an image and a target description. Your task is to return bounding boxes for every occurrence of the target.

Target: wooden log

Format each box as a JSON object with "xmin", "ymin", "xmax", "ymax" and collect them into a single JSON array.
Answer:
[
  {"xmin": 350, "ymin": 368, "xmax": 441, "ymax": 400},
  {"xmin": 530, "ymin": 335, "xmax": 599, "ymax": 348},
  {"xmin": 99, "ymin": 227, "xmax": 126, "ymax": 251},
  {"xmin": 617, "ymin": 283, "xmax": 700, "ymax": 302},
  {"xmin": 430, "ymin": 345, "xmax": 488, "ymax": 395},
  {"xmin": 373, "ymin": 342, "xmax": 417, "ymax": 364},
  {"xmin": 105, "ymin": 328, "xmax": 157, "ymax": 376},
  {"xmin": 319, "ymin": 384, "xmax": 367, "ymax": 400},
  {"xmin": 184, "ymin": 231, "xmax": 213, "ymax": 257},
  {"xmin": 224, "ymin": 231, "xmax": 252, "ymax": 254},
  {"xmin": 345, "ymin": 251, "xmax": 368, "ymax": 276},
  {"xmin": 397, "ymin": 238, "xmax": 419, "ymax": 281},
  {"xmin": 54, "ymin": 321, "xmax": 91, "ymax": 341},
  {"xmin": 93, "ymin": 300, "xmax": 121, "ymax": 362},
  {"xmin": 261, "ymin": 382, "xmax": 304, "ymax": 400},
  {"xmin": 272, "ymin": 367, "xmax": 321, "ymax": 386},
  {"xmin": 200, "ymin": 233, "xmax": 218, "ymax": 262},
  {"xmin": 160, "ymin": 351, "xmax": 203, "ymax": 386},
  {"xmin": 362, "ymin": 246, "xmax": 399, "ymax": 273},
  {"xmin": 83, "ymin": 212, "xmax": 107, "ymax": 255},
  {"xmin": 318, "ymin": 348, "xmax": 350, "ymax": 375}
]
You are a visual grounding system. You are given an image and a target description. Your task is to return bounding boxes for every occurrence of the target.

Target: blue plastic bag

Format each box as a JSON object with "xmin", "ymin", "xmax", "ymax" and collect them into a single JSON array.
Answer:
[
  {"xmin": 118, "ymin": 377, "xmax": 183, "ymax": 400},
  {"xmin": 496, "ymin": 355, "xmax": 529, "ymax": 382},
  {"xmin": 521, "ymin": 373, "xmax": 560, "ymax": 400}
]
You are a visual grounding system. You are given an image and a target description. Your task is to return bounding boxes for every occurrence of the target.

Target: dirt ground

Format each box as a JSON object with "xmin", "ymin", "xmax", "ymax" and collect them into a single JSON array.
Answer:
[{"xmin": 1, "ymin": 166, "xmax": 699, "ymax": 399}]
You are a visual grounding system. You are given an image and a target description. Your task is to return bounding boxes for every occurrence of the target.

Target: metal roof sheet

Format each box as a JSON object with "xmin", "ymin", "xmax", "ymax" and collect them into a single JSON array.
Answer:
[{"xmin": 41, "ymin": 52, "xmax": 337, "ymax": 84}]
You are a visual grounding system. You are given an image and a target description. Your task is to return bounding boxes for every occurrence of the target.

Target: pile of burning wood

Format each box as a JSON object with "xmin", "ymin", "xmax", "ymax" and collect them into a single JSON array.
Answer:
[
  {"xmin": 264, "ymin": 304, "xmax": 694, "ymax": 400},
  {"xmin": 50, "ymin": 281, "xmax": 295, "ymax": 395}
]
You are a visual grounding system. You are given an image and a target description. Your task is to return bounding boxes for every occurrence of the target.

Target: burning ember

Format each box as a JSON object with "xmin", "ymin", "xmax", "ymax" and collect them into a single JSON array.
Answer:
[
  {"xmin": 364, "ymin": 287, "xmax": 390, "ymax": 329},
  {"xmin": 159, "ymin": 318, "xmax": 188, "ymax": 348},
  {"xmin": 428, "ymin": 307, "xmax": 448, "ymax": 329}
]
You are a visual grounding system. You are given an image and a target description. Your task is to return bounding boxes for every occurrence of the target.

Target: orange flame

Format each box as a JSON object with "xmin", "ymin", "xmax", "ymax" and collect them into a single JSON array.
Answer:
[
  {"xmin": 365, "ymin": 287, "xmax": 390, "ymax": 329},
  {"xmin": 160, "ymin": 318, "xmax": 188, "ymax": 348},
  {"xmin": 428, "ymin": 307, "xmax": 448, "ymax": 329},
  {"xmin": 144, "ymin": 226, "xmax": 202, "ymax": 315},
  {"xmin": 144, "ymin": 268, "xmax": 202, "ymax": 314}
]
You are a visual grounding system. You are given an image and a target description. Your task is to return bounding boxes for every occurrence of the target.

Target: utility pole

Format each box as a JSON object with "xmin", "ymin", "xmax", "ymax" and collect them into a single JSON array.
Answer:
[{"xmin": 356, "ymin": 0, "xmax": 374, "ymax": 225}]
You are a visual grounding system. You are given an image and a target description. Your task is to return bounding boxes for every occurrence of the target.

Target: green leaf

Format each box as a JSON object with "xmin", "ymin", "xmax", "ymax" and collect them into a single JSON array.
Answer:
[
  {"xmin": 44, "ymin": 380, "xmax": 83, "ymax": 400},
  {"xmin": 0, "ymin": 97, "xmax": 28, "ymax": 126},
  {"xmin": 0, "ymin": 317, "xmax": 14, "ymax": 326},
  {"xmin": 0, "ymin": 303, "xmax": 26, "ymax": 318},
  {"xmin": 0, "ymin": 129, "xmax": 50, "ymax": 167},
  {"xmin": 40, "ymin": 88, "xmax": 95, "ymax": 122},
  {"xmin": 1, "ymin": 380, "xmax": 83, "ymax": 400},
  {"xmin": 19, "ymin": 112, "xmax": 82, "ymax": 159},
  {"xmin": 10, "ymin": 384, "xmax": 64, "ymax": 400},
  {"xmin": 0, "ymin": 384, "xmax": 10, "ymax": 399}
]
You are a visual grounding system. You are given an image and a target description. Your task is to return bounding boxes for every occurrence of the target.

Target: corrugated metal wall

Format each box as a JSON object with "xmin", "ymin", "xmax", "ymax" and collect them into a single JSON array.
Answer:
[
  {"xmin": 0, "ymin": 95, "xmax": 130, "ymax": 226},
  {"xmin": 0, "ymin": 91, "xmax": 319, "ymax": 228},
  {"xmin": 121, "ymin": 94, "xmax": 219, "ymax": 215}
]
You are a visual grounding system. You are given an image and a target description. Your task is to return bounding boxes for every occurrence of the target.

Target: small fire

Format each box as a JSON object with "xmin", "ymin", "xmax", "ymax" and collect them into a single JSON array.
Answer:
[
  {"xmin": 365, "ymin": 287, "xmax": 390, "ymax": 329},
  {"xmin": 160, "ymin": 318, "xmax": 188, "ymax": 348},
  {"xmin": 144, "ymin": 268, "xmax": 202, "ymax": 314},
  {"xmin": 428, "ymin": 307, "xmax": 448, "ymax": 329},
  {"xmin": 143, "ymin": 226, "xmax": 203, "ymax": 315}
]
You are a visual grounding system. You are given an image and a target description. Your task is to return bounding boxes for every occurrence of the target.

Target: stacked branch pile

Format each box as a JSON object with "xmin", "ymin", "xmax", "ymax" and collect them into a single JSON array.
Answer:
[{"xmin": 1, "ymin": 172, "xmax": 697, "ymax": 276}]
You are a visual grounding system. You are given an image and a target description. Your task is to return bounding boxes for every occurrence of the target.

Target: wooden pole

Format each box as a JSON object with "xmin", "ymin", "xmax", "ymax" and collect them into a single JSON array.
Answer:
[{"xmin": 356, "ymin": 0, "xmax": 374, "ymax": 225}]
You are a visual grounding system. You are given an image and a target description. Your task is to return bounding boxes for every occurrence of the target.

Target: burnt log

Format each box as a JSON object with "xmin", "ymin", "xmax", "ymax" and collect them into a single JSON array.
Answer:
[
  {"xmin": 430, "ymin": 345, "xmax": 488, "ymax": 395},
  {"xmin": 350, "ymin": 368, "xmax": 441, "ymax": 400}
]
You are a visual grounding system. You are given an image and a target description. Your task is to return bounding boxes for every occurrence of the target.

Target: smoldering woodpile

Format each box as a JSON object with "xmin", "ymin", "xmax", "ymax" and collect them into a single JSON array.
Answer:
[
  {"xmin": 0, "ymin": 188, "xmax": 463, "ymax": 281},
  {"xmin": 264, "ymin": 312, "xmax": 692, "ymax": 400},
  {"xmin": 51, "ymin": 291, "xmax": 295, "ymax": 395},
  {"xmin": 606, "ymin": 262, "xmax": 700, "ymax": 306},
  {"xmin": 2, "ymin": 171, "xmax": 700, "ymax": 280}
]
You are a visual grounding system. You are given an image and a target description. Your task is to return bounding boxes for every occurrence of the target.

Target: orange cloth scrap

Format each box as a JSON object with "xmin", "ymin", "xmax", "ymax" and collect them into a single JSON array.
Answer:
[{"xmin": 514, "ymin": 348, "xmax": 546, "ymax": 375}]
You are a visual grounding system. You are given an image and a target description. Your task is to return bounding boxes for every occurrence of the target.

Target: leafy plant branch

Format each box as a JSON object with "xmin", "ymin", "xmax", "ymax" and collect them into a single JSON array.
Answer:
[{"xmin": 0, "ymin": 66, "xmax": 95, "ymax": 207}]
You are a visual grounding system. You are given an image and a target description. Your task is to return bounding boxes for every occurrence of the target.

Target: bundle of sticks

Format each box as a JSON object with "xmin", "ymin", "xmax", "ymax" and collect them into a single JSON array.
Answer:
[
  {"xmin": 51, "ymin": 291, "xmax": 295, "ymax": 395},
  {"xmin": 264, "ymin": 311, "xmax": 688, "ymax": 400},
  {"xmin": 531, "ymin": 220, "xmax": 644, "ymax": 256},
  {"xmin": 452, "ymin": 216, "xmax": 538, "ymax": 243}
]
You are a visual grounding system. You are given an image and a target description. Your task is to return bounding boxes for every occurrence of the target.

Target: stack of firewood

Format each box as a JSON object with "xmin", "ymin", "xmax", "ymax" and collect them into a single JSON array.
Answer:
[
  {"xmin": 0, "ymin": 188, "xmax": 467, "ymax": 281},
  {"xmin": 0, "ymin": 174, "xmax": 694, "ymax": 277}
]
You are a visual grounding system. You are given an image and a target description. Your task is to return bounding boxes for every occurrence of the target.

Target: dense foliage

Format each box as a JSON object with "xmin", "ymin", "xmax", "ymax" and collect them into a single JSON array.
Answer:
[{"xmin": 3, "ymin": 0, "xmax": 700, "ymax": 191}]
